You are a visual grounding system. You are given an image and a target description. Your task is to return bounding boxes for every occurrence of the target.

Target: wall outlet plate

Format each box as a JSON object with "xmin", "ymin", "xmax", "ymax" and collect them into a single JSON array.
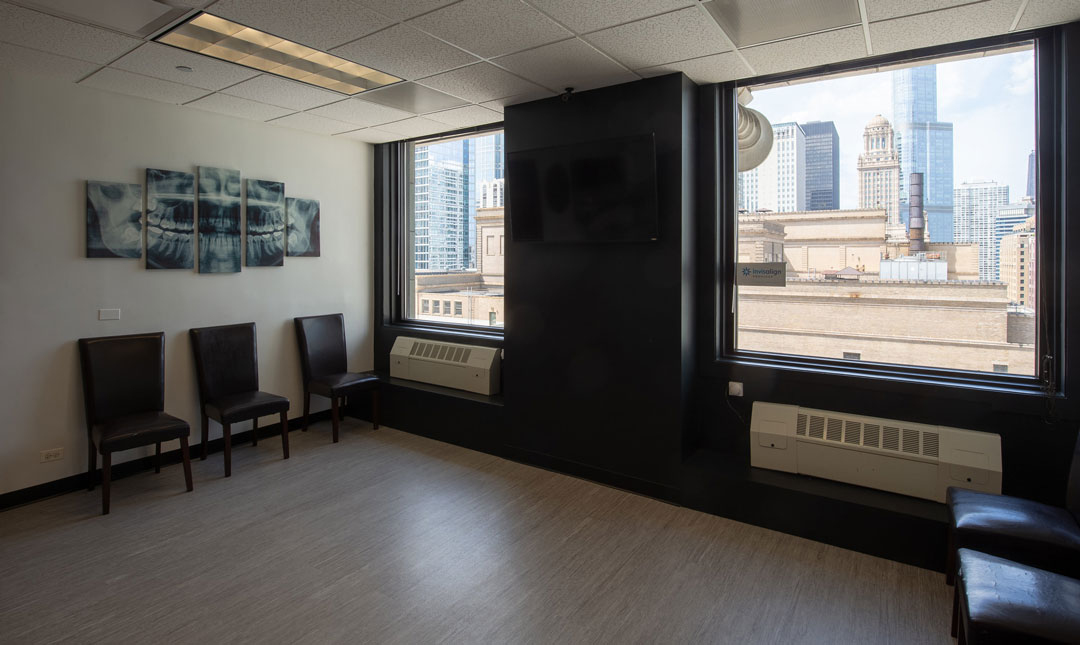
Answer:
[
  {"xmin": 40, "ymin": 447, "xmax": 64, "ymax": 462},
  {"xmin": 728, "ymin": 381, "xmax": 744, "ymax": 397}
]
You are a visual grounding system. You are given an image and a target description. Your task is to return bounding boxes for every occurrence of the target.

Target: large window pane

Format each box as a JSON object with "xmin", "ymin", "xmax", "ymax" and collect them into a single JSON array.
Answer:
[
  {"xmin": 735, "ymin": 45, "xmax": 1037, "ymax": 376},
  {"xmin": 407, "ymin": 130, "xmax": 504, "ymax": 328}
]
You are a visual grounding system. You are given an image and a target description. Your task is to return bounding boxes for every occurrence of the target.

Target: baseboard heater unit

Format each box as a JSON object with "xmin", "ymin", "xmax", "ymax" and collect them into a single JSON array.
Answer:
[
  {"xmin": 389, "ymin": 337, "xmax": 501, "ymax": 395},
  {"xmin": 750, "ymin": 402, "xmax": 1001, "ymax": 503}
]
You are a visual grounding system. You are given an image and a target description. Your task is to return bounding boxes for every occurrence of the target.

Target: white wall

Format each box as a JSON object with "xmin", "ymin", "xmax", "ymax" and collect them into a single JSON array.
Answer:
[{"xmin": 0, "ymin": 71, "xmax": 374, "ymax": 495}]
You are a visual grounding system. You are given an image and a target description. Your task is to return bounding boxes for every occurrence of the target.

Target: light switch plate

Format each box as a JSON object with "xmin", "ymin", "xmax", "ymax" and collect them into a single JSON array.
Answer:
[{"xmin": 98, "ymin": 308, "xmax": 121, "ymax": 320}]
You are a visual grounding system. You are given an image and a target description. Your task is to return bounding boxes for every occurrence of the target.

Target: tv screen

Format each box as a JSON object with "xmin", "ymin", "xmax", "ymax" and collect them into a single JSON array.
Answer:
[{"xmin": 508, "ymin": 133, "xmax": 658, "ymax": 243}]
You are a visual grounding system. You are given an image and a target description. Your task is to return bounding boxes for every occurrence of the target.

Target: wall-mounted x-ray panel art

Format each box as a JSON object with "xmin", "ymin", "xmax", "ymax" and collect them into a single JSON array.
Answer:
[
  {"xmin": 197, "ymin": 166, "xmax": 241, "ymax": 273},
  {"xmin": 146, "ymin": 169, "xmax": 195, "ymax": 269},
  {"xmin": 246, "ymin": 180, "xmax": 285, "ymax": 267},
  {"xmin": 86, "ymin": 180, "xmax": 142, "ymax": 259},
  {"xmin": 286, "ymin": 197, "xmax": 321, "ymax": 257}
]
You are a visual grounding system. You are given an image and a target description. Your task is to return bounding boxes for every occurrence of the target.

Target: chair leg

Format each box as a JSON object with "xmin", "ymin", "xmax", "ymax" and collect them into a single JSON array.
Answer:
[
  {"xmin": 302, "ymin": 391, "xmax": 310, "ymax": 431},
  {"xmin": 223, "ymin": 423, "xmax": 232, "ymax": 477},
  {"xmin": 201, "ymin": 413, "xmax": 209, "ymax": 461},
  {"xmin": 951, "ymin": 584, "xmax": 959, "ymax": 637},
  {"xmin": 280, "ymin": 411, "xmax": 289, "ymax": 460},
  {"xmin": 372, "ymin": 389, "xmax": 380, "ymax": 430},
  {"xmin": 946, "ymin": 527, "xmax": 956, "ymax": 586},
  {"xmin": 87, "ymin": 442, "xmax": 97, "ymax": 491},
  {"xmin": 180, "ymin": 436, "xmax": 194, "ymax": 492},
  {"xmin": 155, "ymin": 442, "xmax": 161, "ymax": 474},
  {"xmin": 101, "ymin": 452, "xmax": 112, "ymax": 515},
  {"xmin": 252, "ymin": 418, "xmax": 259, "ymax": 447},
  {"xmin": 331, "ymin": 396, "xmax": 340, "ymax": 443}
]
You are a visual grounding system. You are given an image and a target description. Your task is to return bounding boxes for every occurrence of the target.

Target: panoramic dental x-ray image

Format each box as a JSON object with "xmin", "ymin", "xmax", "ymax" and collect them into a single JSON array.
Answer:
[
  {"xmin": 246, "ymin": 179, "xmax": 285, "ymax": 267},
  {"xmin": 197, "ymin": 166, "xmax": 242, "ymax": 273},
  {"xmin": 286, "ymin": 197, "xmax": 321, "ymax": 257},
  {"xmin": 86, "ymin": 180, "xmax": 142, "ymax": 259},
  {"xmin": 146, "ymin": 169, "xmax": 195, "ymax": 269}
]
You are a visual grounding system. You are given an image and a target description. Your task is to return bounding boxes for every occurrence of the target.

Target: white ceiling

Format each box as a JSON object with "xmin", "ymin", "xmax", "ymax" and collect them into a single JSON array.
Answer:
[{"xmin": 1, "ymin": 0, "xmax": 1078, "ymax": 143}]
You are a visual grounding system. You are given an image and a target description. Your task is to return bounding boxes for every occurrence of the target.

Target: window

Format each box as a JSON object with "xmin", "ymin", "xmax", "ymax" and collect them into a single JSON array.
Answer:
[
  {"xmin": 489, "ymin": 311, "xmax": 497, "ymax": 326},
  {"xmin": 404, "ymin": 128, "xmax": 505, "ymax": 330},
  {"xmin": 486, "ymin": 235, "xmax": 495, "ymax": 255},
  {"xmin": 734, "ymin": 43, "xmax": 1040, "ymax": 378},
  {"xmin": 993, "ymin": 364, "xmax": 1009, "ymax": 373},
  {"xmin": 421, "ymin": 299, "xmax": 429, "ymax": 313}
]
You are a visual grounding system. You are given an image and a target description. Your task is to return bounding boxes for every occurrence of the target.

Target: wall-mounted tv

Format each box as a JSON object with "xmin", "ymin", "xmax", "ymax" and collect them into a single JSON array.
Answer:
[{"xmin": 508, "ymin": 133, "xmax": 658, "ymax": 243}]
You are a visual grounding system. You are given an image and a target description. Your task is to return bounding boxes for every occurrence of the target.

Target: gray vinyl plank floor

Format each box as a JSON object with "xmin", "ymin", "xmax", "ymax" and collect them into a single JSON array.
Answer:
[{"xmin": 0, "ymin": 420, "xmax": 952, "ymax": 644}]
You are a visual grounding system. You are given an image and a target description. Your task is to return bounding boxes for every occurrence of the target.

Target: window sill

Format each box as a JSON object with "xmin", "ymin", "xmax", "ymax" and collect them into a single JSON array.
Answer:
[{"xmin": 382, "ymin": 319, "xmax": 504, "ymax": 344}]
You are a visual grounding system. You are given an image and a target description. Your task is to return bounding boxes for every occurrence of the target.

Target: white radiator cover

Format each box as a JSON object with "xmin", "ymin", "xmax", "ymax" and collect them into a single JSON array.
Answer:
[
  {"xmin": 750, "ymin": 402, "xmax": 1001, "ymax": 503},
  {"xmin": 389, "ymin": 336, "xmax": 501, "ymax": 395}
]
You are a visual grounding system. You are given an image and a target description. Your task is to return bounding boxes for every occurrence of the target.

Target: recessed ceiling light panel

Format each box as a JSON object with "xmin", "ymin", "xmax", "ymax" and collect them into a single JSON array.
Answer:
[{"xmin": 156, "ymin": 12, "xmax": 401, "ymax": 95}]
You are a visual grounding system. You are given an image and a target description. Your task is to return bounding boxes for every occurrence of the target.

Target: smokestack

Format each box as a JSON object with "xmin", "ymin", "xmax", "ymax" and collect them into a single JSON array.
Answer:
[{"xmin": 908, "ymin": 172, "xmax": 926, "ymax": 252}]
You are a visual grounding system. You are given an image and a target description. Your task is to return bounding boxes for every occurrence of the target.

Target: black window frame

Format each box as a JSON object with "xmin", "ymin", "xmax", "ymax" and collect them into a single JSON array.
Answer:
[{"xmin": 705, "ymin": 27, "xmax": 1072, "ymax": 402}]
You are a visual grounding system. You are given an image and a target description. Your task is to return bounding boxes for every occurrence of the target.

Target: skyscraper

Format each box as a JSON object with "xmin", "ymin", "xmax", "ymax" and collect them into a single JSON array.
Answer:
[
  {"xmin": 738, "ymin": 122, "xmax": 805, "ymax": 213},
  {"xmin": 414, "ymin": 140, "xmax": 471, "ymax": 272},
  {"xmin": 1026, "ymin": 149, "xmax": 1036, "ymax": 200},
  {"xmin": 800, "ymin": 121, "xmax": 839, "ymax": 210},
  {"xmin": 892, "ymin": 65, "xmax": 955, "ymax": 242},
  {"xmin": 857, "ymin": 115, "xmax": 904, "ymax": 239},
  {"xmin": 994, "ymin": 198, "xmax": 1036, "ymax": 279},
  {"xmin": 954, "ymin": 180, "xmax": 1009, "ymax": 280}
]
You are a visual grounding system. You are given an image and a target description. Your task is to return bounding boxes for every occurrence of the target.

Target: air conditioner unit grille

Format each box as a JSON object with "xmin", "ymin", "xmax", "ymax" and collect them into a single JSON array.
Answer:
[
  {"xmin": 882, "ymin": 426, "xmax": 900, "ymax": 451},
  {"xmin": 864, "ymin": 424, "xmax": 880, "ymax": 448},
  {"xmin": 809, "ymin": 416, "xmax": 824, "ymax": 439},
  {"xmin": 844, "ymin": 421, "xmax": 861, "ymax": 445},
  {"xmin": 826, "ymin": 418, "xmax": 842, "ymax": 442},
  {"xmin": 923, "ymin": 432, "xmax": 940, "ymax": 458},
  {"xmin": 796, "ymin": 413, "xmax": 807, "ymax": 436},
  {"xmin": 902, "ymin": 428, "xmax": 920, "ymax": 455}
]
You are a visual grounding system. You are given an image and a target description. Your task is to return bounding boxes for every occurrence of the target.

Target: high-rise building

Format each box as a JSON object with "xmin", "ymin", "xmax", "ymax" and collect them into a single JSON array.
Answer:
[
  {"xmin": 856, "ymin": 115, "xmax": 904, "ymax": 240},
  {"xmin": 471, "ymin": 132, "xmax": 504, "ymax": 265},
  {"xmin": 480, "ymin": 179, "xmax": 504, "ymax": 208},
  {"xmin": 892, "ymin": 65, "xmax": 955, "ymax": 242},
  {"xmin": 994, "ymin": 198, "xmax": 1036, "ymax": 278},
  {"xmin": 954, "ymin": 180, "xmax": 1010, "ymax": 280},
  {"xmin": 800, "ymin": 121, "xmax": 839, "ymax": 211},
  {"xmin": 414, "ymin": 141, "xmax": 471, "ymax": 272},
  {"xmin": 738, "ymin": 122, "xmax": 805, "ymax": 213},
  {"xmin": 999, "ymin": 216, "xmax": 1036, "ymax": 310},
  {"xmin": 1026, "ymin": 149, "xmax": 1036, "ymax": 200}
]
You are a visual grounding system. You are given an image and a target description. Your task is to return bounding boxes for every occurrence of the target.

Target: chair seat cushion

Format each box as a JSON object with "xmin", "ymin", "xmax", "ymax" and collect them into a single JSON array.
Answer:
[
  {"xmin": 93, "ymin": 411, "xmax": 189, "ymax": 453},
  {"xmin": 205, "ymin": 390, "xmax": 289, "ymax": 424},
  {"xmin": 309, "ymin": 372, "xmax": 379, "ymax": 397},
  {"xmin": 958, "ymin": 548, "xmax": 1080, "ymax": 644},
  {"xmin": 948, "ymin": 487, "xmax": 1080, "ymax": 578}
]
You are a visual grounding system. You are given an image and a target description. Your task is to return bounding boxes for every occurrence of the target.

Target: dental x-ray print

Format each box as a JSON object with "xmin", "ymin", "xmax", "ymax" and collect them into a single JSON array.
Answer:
[
  {"xmin": 146, "ymin": 169, "xmax": 195, "ymax": 269},
  {"xmin": 286, "ymin": 197, "xmax": 320, "ymax": 257},
  {"xmin": 197, "ymin": 166, "xmax": 242, "ymax": 273},
  {"xmin": 86, "ymin": 180, "xmax": 142, "ymax": 259},
  {"xmin": 246, "ymin": 179, "xmax": 285, "ymax": 267}
]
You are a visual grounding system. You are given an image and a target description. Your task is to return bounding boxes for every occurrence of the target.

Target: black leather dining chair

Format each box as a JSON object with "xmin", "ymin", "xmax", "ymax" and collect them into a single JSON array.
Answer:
[
  {"xmin": 190, "ymin": 322, "xmax": 290, "ymax": 477},
  {"xmin": 78, "ymin": 332, "xmax": 193, "ymax": 514},
  {"xmin": 294, "ymin": 314, "xmax": 379, "ymax": 443},
  {"xmin": 945, "ymin": 431, "xmax": 1080, "ymax": 584}
]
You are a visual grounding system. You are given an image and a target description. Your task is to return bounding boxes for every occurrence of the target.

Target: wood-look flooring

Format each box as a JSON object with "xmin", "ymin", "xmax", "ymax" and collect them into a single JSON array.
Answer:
[{"xmin": 0, "ymin": 420, "xmax": 952, "ymax": 643}]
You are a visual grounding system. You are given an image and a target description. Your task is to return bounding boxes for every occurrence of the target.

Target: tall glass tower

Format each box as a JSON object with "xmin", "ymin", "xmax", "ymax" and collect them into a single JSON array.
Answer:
[
  {"xmin": 800, "ymin": 121, "xmax": 839, "ymax": 211},
  {"xmin": 892, "ymin": 65, "xmax": 955, "ymax": 242}
]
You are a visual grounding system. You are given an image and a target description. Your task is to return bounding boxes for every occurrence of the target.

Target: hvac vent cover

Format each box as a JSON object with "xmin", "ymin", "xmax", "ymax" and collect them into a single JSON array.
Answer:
[{"xmin": 390, "ymin": 336, "xmax": 500, "ymax": 395}]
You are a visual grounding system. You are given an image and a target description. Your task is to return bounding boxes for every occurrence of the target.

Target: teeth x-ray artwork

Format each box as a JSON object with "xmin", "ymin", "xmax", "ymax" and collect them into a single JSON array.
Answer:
[
  {"xmin": 197, "ymin": 166, "xmax": 242, "ymax": 273},
  {"xmin": 286, "ymin": 197, "xmax": 321, "ymax": 257},
  {"xmin": 86, "ymin": 180, "xmax": 142, "ymax": 259},
  {"xmin": 146, "ymin": 169, "xmax": 195, "ymax": 269},
  {"xmin": 246, "ymin": 180, "xmax": 285, "ymax": 267}
]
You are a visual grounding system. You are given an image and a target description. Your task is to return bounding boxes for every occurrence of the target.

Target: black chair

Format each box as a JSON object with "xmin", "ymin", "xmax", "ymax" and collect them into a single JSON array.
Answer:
[
  {"xmin": 78, "ymin": 332, "xmax": 193, "ymax": 515},
  {"xmin": 190, "ymin": 322, "xmax": 290, "ymax": 477},
  {"xmin": 294, "ymin": 314, "xmax": 379, "ymax": 443},
  {"xmin": 951, "ymin": 549, "xmax": 1080, "ymax": 644},
  {"xmin": 945, "ymin": 431, "xmax": 1080, "ymax": 584}
]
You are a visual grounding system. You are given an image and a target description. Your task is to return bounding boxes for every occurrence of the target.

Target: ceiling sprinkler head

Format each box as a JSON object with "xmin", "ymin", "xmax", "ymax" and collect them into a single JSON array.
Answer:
[{"xmin": 175, "ymin": 65, "xmax": 193, "ymax": 72}]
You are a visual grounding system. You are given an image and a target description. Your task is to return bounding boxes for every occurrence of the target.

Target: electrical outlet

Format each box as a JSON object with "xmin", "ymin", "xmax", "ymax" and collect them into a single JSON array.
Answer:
[
  {"xmin": 40, "ymin": 447, "xmax": 64, "ymax": 463},
  {"xmin": 728, "ymin": 381, "xmax": 744, "ymax": 397}
]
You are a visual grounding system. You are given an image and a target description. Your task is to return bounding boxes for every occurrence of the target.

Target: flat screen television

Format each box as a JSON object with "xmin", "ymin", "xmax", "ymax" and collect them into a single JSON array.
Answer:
[{"xmin": 507, "ymin": 133, "xmax": 658, "ymax": 243}]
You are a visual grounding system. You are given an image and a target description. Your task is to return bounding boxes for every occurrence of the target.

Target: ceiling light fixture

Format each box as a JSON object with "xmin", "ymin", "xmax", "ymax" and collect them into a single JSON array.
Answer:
[{"xmin": 155, "ymin": 12, "xmax": 401, "ymax": 95}]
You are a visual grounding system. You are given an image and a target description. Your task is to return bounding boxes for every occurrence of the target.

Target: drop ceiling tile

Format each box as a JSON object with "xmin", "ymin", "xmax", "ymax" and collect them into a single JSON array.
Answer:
[
  {"xmin": 408, "ymin": 0, "xmax": 572, "ymax": 58},
  {"xmin": 209, "ymin": 0, "xmax": 394, "ymax": 50},
  {"xmin": 358, "ymin": 82, "xmax": 468, "ymax": 113},
  {"xmin": 331, "ymin": 25, "xmax": 478, "ymax": 80},
  {"xmin": 425, "ymin": 104, "xmax": 503, "ymax": 128},
  {"xmin": 705, "ymin": 0, "xmax": 863, "ymax": 48},
  {"xmin": 377, "ymin": 116, "xmax": 448, "ymax": 138},
  {"xmin": 525, "ymin": 0, "xmax": 695, "ymax": 34},
  {"xmin": 0, "ymin": 3, "xmax": 141, "ymax": 64},
  {"xmin": 0, "ymin": 41, "xmax": 101, "ymax": 82},
  {"xmin": 494, "ymin": 38, "xmax": 637, "ymax": 93},
  {"xmin": 220, "ymin": 74, "xmax": 343, "ymax": 111},
  {"xmin": 869, "ymin": 0, "xmax": 1020, "ymax": 55},
  {"xmin": 355, "ymin": 0, "xmax": 459, "ymax": 20},
  {"xmin": 479, "ymin": 89, "xmax": 556, "ymax": 113},
  {"xmin": 1016, "ymin": 0, "xmax": 1080, "ymax": 31},
  {"xmin": 637, "ymin": 51, "xmax": 754, "ymax": 84},
  {"xmin": 740, "ymin": 26, "xmax": 867, "ymax": 76},
  {"xmin": 80, "ymin": 67, "xmax": 211, "ymax": 104},
  {"xmin": 267, "ymin": 111, "xmax": 357, "ymax": 135},
  {"xmin": 111, "ymin": 42, "xmax": 259, "ymax": 90},
  {"xmin": 584, "ymin": 7, "xmax": 731, "ymax": 71},
  {"xmin": 865, "ymin": 0, "xmax": 980, "ymax": 22},
  {"xmin": 307, "ymin": 97, "xmax": 415, "ymax": 127},
  {"xmin": 186, "ymin": 92, "xmax": 294, "ymax": 121},
  {"xmin": 418, "ymin": 62, "xmax": 548, "ymax": 103},
  {"xmin": 337, "ymin": 127, "xmax": 402, "ymax": 143}
]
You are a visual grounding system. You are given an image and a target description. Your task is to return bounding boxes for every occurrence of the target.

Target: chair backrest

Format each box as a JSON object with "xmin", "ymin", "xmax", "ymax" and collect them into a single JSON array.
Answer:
[
  {"xmin": 294, "ymin": 314, "xmax": 348, "ymax": 385},
  {"xmin": 1067, "ymin": 430, "xmax": 1080, "ymax": 517},
  {"xmin": 78, "ymin": 332, "xmax": 166, "ymax": 429},
  {"xmin": 189, "ymin": 322, "xmax": 259, "ymax": 405}
]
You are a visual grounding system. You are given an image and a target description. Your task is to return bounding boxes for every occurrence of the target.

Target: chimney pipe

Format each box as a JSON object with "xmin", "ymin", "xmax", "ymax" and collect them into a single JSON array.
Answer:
[{"xmin": 909, "ymin": 173, "xmax": 926, "ymax": 252}]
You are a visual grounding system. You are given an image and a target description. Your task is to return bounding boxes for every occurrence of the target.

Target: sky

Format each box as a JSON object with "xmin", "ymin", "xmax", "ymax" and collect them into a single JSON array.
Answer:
[{"xmin": 743, "ymin": 47, "xmax": 1036, "ymax": 210}]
